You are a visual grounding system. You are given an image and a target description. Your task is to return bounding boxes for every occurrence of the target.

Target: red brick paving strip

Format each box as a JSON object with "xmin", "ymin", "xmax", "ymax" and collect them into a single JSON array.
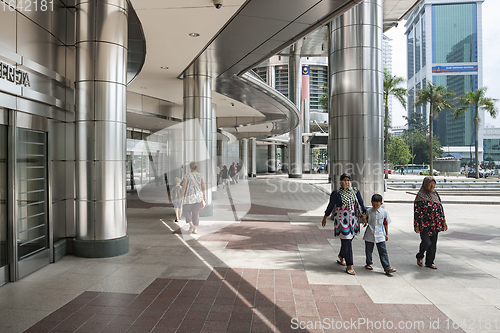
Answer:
[
  {"xmin": 198, "ymin": 222, "xmax": 332, "ymax": 251},
  {"xmin": 24, "ymin": 268, "xmax": 464, "ymax": 333}
]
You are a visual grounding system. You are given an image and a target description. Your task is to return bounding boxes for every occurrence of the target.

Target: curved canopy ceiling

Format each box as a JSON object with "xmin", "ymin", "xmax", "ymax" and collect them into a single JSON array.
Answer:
[{"xmin": 127, "ymin": 0, "xmax": 421, "ymax": 137}]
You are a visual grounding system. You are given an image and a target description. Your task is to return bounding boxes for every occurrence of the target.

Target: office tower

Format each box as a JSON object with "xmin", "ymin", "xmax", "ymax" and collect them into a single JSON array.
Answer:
[{"xmin": 406, "ymin": 0, "xmax": 484, "ymax": 148}]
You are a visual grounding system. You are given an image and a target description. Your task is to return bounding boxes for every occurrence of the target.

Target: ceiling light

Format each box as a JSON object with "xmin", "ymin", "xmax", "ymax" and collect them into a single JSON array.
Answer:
[
  {"xmin": 140, "ymin": 87, "xmax": 147, "ymax": 89},
  {"xmin": 189, "ymin": 32, "xmax": 200, "ymax": 37},
  {"xmin": 160, "ymin": 66, "xmax": 169, "ymax": 70}
]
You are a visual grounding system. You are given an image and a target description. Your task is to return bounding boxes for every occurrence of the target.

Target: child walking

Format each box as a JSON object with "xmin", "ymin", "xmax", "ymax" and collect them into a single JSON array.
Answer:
[
  {"xmin": 170, "ymin": 177, "xmax": 183, "ymax": 222},
  {"xmin": 363, "ymin": 194, "xmax": 396, "ymax": 275}
]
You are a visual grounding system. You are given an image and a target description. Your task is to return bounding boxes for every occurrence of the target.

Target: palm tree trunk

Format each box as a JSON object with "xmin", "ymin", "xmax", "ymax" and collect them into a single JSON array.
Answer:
[
  {"xmin": 429, "ymin": 107, "xmax": 433, "ymax": 176},
  {"xmin": 385, "ymin": 104, "xmax": 389, "ymax": 179},
  {"xmin": 475, "ymin": 115, "xmax": 479, "ymax": 179}
]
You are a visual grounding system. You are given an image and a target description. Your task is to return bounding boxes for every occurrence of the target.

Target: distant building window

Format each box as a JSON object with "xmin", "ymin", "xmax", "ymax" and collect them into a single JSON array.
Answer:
[
  {"xmin": 309, "ymin": 66, "xmax": 327, "ymax": 111},
  {"xmin": 275, "ymin": 65, "xmax": 288, "ymax": 97}
]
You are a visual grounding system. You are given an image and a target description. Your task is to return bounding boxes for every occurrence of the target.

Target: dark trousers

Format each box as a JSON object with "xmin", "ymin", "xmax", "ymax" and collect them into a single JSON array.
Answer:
[
  {"xmin": 416, "ymin": 231, "xmax": 438, "ymax": 266},
  {"xmin": 183, "ymin": 203, "xmax": 201, "ymax": 226},
  {"xmin": 339, "ymin": 239, "xmax": 354, "ymax": 266},
  {"xmin": 365, "ymin": 241, "xmax": 391, "ymax": 270}
]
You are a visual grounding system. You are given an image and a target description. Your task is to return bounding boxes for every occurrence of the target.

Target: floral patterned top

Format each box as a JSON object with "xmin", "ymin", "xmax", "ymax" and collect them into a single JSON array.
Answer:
[
  {"xmin": 182, "ymin": 172, "xmax": 204, "ymax": 205},
  {"xmin": 414, "ymin": 201, "xmax": 445, "ymax": 236}
]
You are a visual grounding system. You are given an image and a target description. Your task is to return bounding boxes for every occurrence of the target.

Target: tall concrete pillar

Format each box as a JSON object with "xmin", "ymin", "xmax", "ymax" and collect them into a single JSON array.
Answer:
[
  {"xmin": 268, "ymin": 145, "xmax": 276, "ymax": 173},
  {"xmin": 239, "ymin": 138, "xmax": 248, "ymax": 179},
  {"xmin": 288, "ymin": 42, "xmax": 303, "ymax": 178},
  {"xmin": 74, "ymin": 0, "xmax": 129, "ymax": 257},
  {"xmin": 329, "ymin": 0, "xmax": 384, "ymax": 200},
  {"xmin": 183, "ymin": 63, "xmax": 213, "ymax": 216},
  {"xmin": 248, "ymin": 138, "xmax": 256, "ymax": 177}
]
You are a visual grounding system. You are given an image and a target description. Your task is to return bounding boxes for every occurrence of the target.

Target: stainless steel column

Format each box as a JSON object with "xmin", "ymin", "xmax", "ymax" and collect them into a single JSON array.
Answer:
[
  {"xmin": 288, "ymin": 42, "xmax": 303, "ymax": 178},
  {"xmin": 183, "ymin": 63, "xmax": 213, "ymax": 216},
  {"xmin": 248, "ymin": 138, "xmax": 256, "ymax": 177},
  {"xmin": 74, "ymin": 0, "xmax": 128, "ymax": 257},
  {"xmin": 239, "ymin": 138, "xmax": 248, "ymax": 179},
  {"xmin": 303, "ymin": 99, "xmax": 311, "ymax": 173},
  {"xmin": 211, "ymin": 104, "xmax": 218, "ymax": 200},
  {"xmin": 268, "ymin": 145, "xmax": 276, "ymax": 173},
  {"xmin": 329, "ymin": 0, "xmax": 384, "ymax": 201}
]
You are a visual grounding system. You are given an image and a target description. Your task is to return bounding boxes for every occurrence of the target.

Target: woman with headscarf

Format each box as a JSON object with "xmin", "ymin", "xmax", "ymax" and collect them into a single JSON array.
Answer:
[
  {"xmin": 322, "ymin": 173, "xmax": 367, "ymax": 275},
  {"xmin": 181, "ymin": 161, "xmax": 206, "ymax": 234},
  {"xmin": 414, "ymin": 176, "xmax": 447, "ymax": 269}
]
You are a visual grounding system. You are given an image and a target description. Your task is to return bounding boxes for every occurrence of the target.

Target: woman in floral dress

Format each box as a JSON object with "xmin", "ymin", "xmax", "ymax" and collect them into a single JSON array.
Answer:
[
  {"xmin": 414, "ymin": 176, "xmax": 447, "ymax": 269},
  {"xmin": 322, "ymin": 173, "xmax": 367, "ymax": 275}
]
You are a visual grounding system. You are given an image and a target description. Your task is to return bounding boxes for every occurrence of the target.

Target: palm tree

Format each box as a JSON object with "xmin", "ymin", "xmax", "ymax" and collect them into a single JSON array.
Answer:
[
  {"xmin": 413, "ymin": 82, "xmax": 454, "ymax": 176},
  {"xmin": 454, "ymin": 87, "xmax": 498, "ymax": 178},
  {"xmin": 383, "ymin": 68, "xmax": 407, "ymax": 179}
]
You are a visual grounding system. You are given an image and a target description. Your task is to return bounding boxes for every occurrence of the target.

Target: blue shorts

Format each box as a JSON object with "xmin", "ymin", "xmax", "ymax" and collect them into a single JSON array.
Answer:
[{"xmin": 173, "ymin": 201, "xmax": 182, "ymax": 209}]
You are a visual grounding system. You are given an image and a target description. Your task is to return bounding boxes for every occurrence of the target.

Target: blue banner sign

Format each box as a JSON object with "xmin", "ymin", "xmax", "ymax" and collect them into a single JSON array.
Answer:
[{"xmin": 432, "ymin": 65, "xmax": 478, "ymax": 73}]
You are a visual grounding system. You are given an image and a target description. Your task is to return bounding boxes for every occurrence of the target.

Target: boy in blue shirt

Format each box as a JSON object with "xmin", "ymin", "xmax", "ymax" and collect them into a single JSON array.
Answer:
[{"xmin": 363, "ymin": 194, "xmax": 396, "ymax": 275}]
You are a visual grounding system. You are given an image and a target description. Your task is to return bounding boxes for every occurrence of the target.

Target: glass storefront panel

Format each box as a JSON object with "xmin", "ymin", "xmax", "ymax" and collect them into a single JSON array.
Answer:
[
  {"xmin": 0, "ymin": 125, "xmax": 7, "ymax": 270},
  {"xmin": 16, "ymin": 128, "xmax": 48, "ymax": 261}
]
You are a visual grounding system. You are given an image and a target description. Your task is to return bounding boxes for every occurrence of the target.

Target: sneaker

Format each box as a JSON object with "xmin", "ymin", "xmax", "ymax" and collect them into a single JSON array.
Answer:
[{"xmin": 385, "ymin": 268, "xmax": 396, "ymax": 274}]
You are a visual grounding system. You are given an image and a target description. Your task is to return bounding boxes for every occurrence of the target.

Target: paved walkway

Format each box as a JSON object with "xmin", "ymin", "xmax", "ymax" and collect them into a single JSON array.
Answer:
[{"xmin": 2, "ymin": 174, "xmax": 499, "ymax": 332}]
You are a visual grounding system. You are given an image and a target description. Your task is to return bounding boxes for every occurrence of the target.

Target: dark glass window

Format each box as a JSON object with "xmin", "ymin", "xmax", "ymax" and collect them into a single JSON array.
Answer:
[
  {"xmin": 407, "ymin": 27, "xmax": 414, "ymax": 79},
  {"xmin": 309, "ymin": 66, "xmax": 328, "ymax": 111},
  {"xmin": 422, "ymin": 13, "xmax": 426, "ymax": 67},
  {"xmin": 415, "ymin": 19, "xmax": 421, "ymax": 72},
  {"xmin": 253, "ymin": 67, "xmax": 268, "ymax": 83},
  {"xmin": 433, "ymin": 75, "xmax": 478, "ymax": 146},
  {"xmin": 432, "ymin": 3, "xmax": 477, "ymax": 64},
  {"xmin": 275, "ymin": 65, "xmax": 289, "ymax": 97}
]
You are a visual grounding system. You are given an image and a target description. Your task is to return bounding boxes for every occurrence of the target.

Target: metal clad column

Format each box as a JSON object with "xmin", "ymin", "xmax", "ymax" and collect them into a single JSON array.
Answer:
[
  {"xmin": 302, "ymin": 98, "xmax": 311, "ymax": 173},
  {"xmin": 239, "ymin": 138, "xmax": 248, "ymax": 179},
  {"xmin": 211, "ymin": 104, "xmax": 217, "ymax": 199},
  {"xmin": 288, "ymin": 42, "xmax": 303, "ymax": 178},
  {"xmin": 268, "ymin": 144, "xmax": 276, "ymax": 173},
  {"xmin": 74, "ymin": 0, "xmax": 128, "ymax": 257},
  {"xmin": 248, "ymin": 138, "xmax": 256, "ymax": 177},
  {"xmin": 183, "ymin": 63, "xmax": 213, "ymax": 216},
  {"xmin": 329, "ymin": 0, "xmax": 384, "ymax": 200}
]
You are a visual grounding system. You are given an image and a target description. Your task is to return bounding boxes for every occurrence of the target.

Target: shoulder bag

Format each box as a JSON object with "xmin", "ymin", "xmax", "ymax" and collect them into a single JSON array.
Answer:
[{"xmin": 188, "ymin": 173, "xmax": 206, "ymax": 208}]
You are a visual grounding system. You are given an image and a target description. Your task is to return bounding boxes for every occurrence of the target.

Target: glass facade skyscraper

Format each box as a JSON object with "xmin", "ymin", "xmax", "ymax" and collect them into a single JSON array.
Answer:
[{"xmin": 405, "ymin": 0, "xmax": 484, "ymax": 147}]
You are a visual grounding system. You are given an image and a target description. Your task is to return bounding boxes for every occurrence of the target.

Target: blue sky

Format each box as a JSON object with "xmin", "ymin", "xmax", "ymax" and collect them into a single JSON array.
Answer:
[{"xmin": 385, "ymin": 0, "xmax": 500, "ymax": 128}]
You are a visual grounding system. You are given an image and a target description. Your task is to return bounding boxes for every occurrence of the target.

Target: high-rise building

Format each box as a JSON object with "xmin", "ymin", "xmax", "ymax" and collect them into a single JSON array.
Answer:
[
  {"xmin": 382, "ymin": 34, "xmax": 394, "ymax": 121},
  {"xmin": 405, "ymin": 0, "xmax": 484, "ymax": 147}
]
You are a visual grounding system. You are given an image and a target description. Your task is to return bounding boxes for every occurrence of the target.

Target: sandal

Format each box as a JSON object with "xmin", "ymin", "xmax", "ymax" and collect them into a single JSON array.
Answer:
[
  {"xmin": 337, "ymin": 255, "xmax": 346, "ymax": 266},
  {"xmin": 364, "ymin": 265, "xmax": 373, "ymax": 270},
  {"xmin": 346, "ymin": 267, "xmax": 356, "ymax": 275},
  {"xmin": 425, "ymin": 264, "xmax": 437, "ymax": 269},
  {"xmin": 417, "ymin": 258, "xmax": 423, "ymax": 267},
  {"xmin": 385, "ymin": 268, "xmax": 396, "ymax": 274}
]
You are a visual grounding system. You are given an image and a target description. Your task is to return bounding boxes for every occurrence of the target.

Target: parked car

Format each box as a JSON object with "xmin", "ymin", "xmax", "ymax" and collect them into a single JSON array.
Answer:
[
  {"xmin": 467, "ymin": 170, "xmax": 487, "ymax": 178},
  {"xmin": 419, "ymin": 169, "xmax": 440, "ymax": 176},
  {"xmin": 384, "ymin": 169, "xmax": 393, "ymax": 174}
]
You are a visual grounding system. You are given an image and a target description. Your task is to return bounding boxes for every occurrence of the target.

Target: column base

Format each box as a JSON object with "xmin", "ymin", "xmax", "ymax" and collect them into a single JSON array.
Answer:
[
  {"xmin": 200, "ymin": 203, "xmax": 214, "ymax": 217},
  {"xmin": 289, "ymin": 174, "xmax": 303, "ymax": 178},
  {"xmin": 72, "ymin": 235, "xmax": 129, "ymax": 258},
  {"xmin": 212, "ymin": 191, "xmax": 217, "ymax": 200}
]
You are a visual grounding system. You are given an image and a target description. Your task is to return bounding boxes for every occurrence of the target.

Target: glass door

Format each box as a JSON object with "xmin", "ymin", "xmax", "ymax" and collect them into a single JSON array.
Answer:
[
  {"xmin": 0, "ymin": 124, "xmax": 7, "ymax": 286},
  {"xmin": 16, "ymin": 128, "xmax": 49, "ymax": 279}
]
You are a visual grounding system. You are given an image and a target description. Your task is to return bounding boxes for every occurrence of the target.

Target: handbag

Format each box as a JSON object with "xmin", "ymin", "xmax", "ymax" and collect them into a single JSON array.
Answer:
[
  {"xmin": 188, "ymin": 173, "xmax": 205, "ymax": 208},
  {"xmin": 350, "ymin": 188, "xmax": 363, "ymax": 217}
]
